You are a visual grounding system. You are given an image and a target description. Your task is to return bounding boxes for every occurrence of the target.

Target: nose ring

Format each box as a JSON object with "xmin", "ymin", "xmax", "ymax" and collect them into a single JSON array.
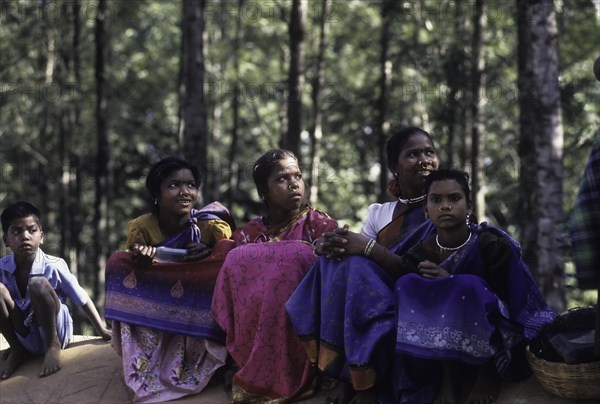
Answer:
[{"xmin": 289, "ymin": 184, "xmax": 297, "ymax": 191}]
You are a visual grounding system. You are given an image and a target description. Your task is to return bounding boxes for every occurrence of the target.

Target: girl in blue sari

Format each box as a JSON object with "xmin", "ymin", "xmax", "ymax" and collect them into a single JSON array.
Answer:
[{"xmin": 393, "ymin": 169, "xmax": 555, "ymax": 403}]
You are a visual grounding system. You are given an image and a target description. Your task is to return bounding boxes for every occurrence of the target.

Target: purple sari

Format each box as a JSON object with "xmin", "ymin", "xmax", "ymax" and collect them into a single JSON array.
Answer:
[
  {"xmin": 393, "ymin": 223, "xmax": 556, "ymax": 403},
  {"xmin": 157, "ymin": 201, "xmax": 236, "ymax": 249},
  {"xmin": 286, "ymin": 205, "xmax": 434, "ymax": 391},
  {"xmin": 105, "ymin": 202, "xmax": 234, "ymax": 403}
]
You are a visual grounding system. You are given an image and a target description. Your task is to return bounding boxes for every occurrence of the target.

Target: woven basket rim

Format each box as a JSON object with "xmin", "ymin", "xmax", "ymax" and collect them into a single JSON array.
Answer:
[{"xmin": 526, "ymin": 345, "xmax": 600, "ymax": 400}]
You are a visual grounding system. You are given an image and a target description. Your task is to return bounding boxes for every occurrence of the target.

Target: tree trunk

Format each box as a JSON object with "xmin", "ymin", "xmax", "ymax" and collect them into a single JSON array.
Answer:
[
  {"xmin": 71, "ymin": 0, "xmax": 85, "ymax": 279},
  {"xmin": 179, "ymin": 0, "xmax": 208, "ymax": 197},
  {"xmin": 226, "ymin": 0, "xmax": 244, "ymax": 208},
  {"xmin": 470, "ymin": 0, "xmax": 486, "ymax": 221},
  {"xmin": 284, "ymin": 0, "xmax": 306, "ymax": 158},
  {"xmin": 517, "ymin": 0, "xmax": 565, "ymax": 311},
  {"xmin": 93, "ymin": 0, "xmax": 109, "ymax": 305},
  {"xmin": 38, "ymin": 0, "xmax": 55, "ymax": 220},
  {"xmin": 376, "ymin": 0, "xmax": 395, "ymax": 202},
  {"xmin": 444, "ymin": 0, "xmax": 467, "ymax": 168},
  {"xmin": 308, "ymin": 0, "xmax": 330, "ymax": 206},
  {"xmin": 57, "ymin": 1, "xmax": 73, "ymax": 265}
]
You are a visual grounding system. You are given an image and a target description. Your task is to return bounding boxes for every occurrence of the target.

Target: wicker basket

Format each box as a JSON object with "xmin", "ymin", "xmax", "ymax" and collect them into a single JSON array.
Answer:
[{"xmin": 526, "ymin": 346, "xmax": 600, "ymax": 400}]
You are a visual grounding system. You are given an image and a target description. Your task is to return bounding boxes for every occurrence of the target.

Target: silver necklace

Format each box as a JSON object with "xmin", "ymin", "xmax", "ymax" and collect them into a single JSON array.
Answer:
[
  {"xmin": 398, "ymin": 194, "xmax": 426, "ymax": 204},
  {"xmin": 436, "ymin": 231, "xmax": 472, "ymax": 251}
]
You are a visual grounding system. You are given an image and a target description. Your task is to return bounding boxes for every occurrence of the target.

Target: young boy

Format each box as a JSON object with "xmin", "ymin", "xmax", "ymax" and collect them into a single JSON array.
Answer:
[{"xmin": 0, "ymin": 201, "xmax": 111, "ymax": 379}]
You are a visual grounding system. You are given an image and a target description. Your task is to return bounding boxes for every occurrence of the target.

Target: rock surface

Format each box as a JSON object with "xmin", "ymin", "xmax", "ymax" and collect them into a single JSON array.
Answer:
[{"xmin": 0, "ymin": 336, "xmax": 591, "ymax": 403}]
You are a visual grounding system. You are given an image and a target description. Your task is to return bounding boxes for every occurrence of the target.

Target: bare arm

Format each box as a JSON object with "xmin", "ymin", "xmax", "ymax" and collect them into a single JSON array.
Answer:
[
  {"xmin": 81, "ymin": 300, "xmax": 112, "ymax": 341},
  {"xmin": 365, "ymin": 241, "xmax": 411, "ymax": 278}
]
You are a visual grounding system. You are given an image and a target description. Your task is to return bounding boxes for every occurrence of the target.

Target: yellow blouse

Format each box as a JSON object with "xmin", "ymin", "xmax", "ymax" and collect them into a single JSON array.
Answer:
[{"xmin": 125, "ymin": 212, "xmax": 232, "ymax": 248}]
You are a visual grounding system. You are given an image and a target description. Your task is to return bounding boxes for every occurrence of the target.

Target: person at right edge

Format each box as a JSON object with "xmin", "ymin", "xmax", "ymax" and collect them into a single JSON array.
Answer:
[{"xmin": 568, "ymin": 55, "xmax": 600, "ymax": 358}]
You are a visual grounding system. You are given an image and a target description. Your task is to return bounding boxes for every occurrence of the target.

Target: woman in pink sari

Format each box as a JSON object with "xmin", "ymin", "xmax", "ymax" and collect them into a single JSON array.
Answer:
[{"xmin": 212, "ymin": 149, "xmax": 337, "ymax": 403}]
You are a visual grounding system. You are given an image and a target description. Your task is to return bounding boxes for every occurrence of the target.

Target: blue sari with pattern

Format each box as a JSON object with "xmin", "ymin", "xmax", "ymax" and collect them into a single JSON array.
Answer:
[
  {"xmin": 286, "ymin": 205, "xmax": 434, "ymax": 391},
  {"xmin": 392, "ymin": 223, "xmax": 556, "ymax": 403}
]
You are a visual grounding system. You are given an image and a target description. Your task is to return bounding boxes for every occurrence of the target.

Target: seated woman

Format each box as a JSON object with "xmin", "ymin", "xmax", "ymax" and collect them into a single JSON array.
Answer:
[
  {"xmin": 393, "ymin": 169, "xmax": 556, "ymax": 403},
  {"xmin": 211, "ymin": 149, "xmax": 337, "ymax": 403},
  {"xmin": 286, "ymin": 126, "xmax": 440, "ymax": 403},
  {"xmin": 104, "ymin": 156, "xmax": 236, "ymax": 403}
]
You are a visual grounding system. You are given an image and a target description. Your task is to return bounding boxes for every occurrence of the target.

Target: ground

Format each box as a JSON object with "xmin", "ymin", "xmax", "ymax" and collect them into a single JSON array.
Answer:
[{"xmin": 0, "ymin": 336, "xmax": 594, "ymax": 403}]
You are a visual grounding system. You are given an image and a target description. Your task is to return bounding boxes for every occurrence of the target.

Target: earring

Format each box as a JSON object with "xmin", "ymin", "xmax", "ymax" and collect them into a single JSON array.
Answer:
[{"xmin": 154, "ymin": 198, "xmax": 158, "ymax": 205}]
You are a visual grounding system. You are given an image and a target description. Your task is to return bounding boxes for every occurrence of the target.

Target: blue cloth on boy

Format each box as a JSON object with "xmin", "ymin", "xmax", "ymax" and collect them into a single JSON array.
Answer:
[{"xmin": 0, "ymin": 249, "xmax": 89, "ymax": 353}]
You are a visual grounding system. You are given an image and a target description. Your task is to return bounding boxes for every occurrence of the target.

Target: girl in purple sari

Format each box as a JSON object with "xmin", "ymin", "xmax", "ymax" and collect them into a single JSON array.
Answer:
[
  {"xmin": 393, "ymin": 169, "xmax": 555, "ymax": 403},
  {"xmin": 286, "ymin": 127, "xmax": 440, "ymax": 403},
  {"xmin": 105, "ymin": 157, "xmax": 235, "ymax": 403},
  {"xmin": 212, "ymin": 149, "xmax": 337, "ymax": 403}
]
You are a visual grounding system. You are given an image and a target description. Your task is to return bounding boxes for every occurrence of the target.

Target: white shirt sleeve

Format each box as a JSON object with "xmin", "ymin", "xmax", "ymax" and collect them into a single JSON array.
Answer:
[{"xmin": 361, "ymin": 201, "xmax": 397, "ymax": 239}]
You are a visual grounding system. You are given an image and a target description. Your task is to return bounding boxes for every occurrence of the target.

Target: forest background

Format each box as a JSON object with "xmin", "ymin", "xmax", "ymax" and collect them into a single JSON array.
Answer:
[{"xmin": 0, "ymin": 0, "xmax": 598, "ymax": 334}]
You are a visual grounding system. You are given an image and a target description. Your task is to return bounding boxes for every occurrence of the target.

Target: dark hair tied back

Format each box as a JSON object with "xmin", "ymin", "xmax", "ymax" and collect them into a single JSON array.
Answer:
[
  {"xmin": 252, "ymin": 149, "xmax": 298, "ymax": 198},
  {"xmin": 145, "ymin": 156, "xmax": 201, "ymax": 205},
  {"xmin": 424, "ymin": 168, "xmax": 471, "ymax": 203},
  {"xmin": 386, "ymin": 126, "xmax": 434, "ymax": 173}
]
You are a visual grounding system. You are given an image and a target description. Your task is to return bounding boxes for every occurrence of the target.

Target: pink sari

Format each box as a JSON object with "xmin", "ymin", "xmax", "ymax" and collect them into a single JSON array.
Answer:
[{"xmin": 212, "ymin": 207, "xmax": 337, "ymax": 402}]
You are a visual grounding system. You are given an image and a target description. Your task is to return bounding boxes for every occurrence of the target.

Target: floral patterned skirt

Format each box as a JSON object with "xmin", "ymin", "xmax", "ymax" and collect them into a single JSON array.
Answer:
[{"xmin": 112, "ymin": 321, "xmax": 228, "ymax": 403}]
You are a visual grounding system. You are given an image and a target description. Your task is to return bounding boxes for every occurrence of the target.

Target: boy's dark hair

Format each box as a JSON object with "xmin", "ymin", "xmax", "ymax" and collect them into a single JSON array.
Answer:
[
  {"xmin": 424, "ymin": 168, "xmax": 471, "ymax": 203},
  {"xmin": 386, "ymin": 126, "xmax": 435, "ymax": 173},
  {"xmin": 146, "ymin": 157, "xmax": 201, "ymax": 206},
  {"xmin": 1, "ymin": 201, "xmax": 43, "ymax": 233},
  {"xmin": 252, "ymin": 149, "xmax": 298, "ymax": 199}
]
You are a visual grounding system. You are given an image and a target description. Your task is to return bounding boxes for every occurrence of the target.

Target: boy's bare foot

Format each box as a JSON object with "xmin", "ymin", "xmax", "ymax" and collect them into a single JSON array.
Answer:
[
  {"xmin": 463, "ymin": 363, "xmax": 499, "ymax": 404},
  {"xmin": 0, "ymin": 346, "xmax": 30, "ymax": 380},
  {"xmin": 39, "ymin": 343, "xmax": 61, "ymax": 377}
]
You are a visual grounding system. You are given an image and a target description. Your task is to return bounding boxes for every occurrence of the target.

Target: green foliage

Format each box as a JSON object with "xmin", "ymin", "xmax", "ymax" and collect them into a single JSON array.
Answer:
[{"xmin": 1, "ymin": 0, "xmax": 598, "ymax": 324}]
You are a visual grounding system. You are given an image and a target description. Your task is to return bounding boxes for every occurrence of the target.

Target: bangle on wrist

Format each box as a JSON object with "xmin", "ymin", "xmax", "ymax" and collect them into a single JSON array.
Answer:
[{"xmin": 364, "ymin": 238, "xmax": 376, "ymax": 257}]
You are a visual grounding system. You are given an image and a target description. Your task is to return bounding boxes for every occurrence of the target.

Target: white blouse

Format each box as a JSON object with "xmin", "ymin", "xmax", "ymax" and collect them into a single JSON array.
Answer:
[{"xmin": 361, "ymin": 201, "xmax": 399, "ymax": 240}]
